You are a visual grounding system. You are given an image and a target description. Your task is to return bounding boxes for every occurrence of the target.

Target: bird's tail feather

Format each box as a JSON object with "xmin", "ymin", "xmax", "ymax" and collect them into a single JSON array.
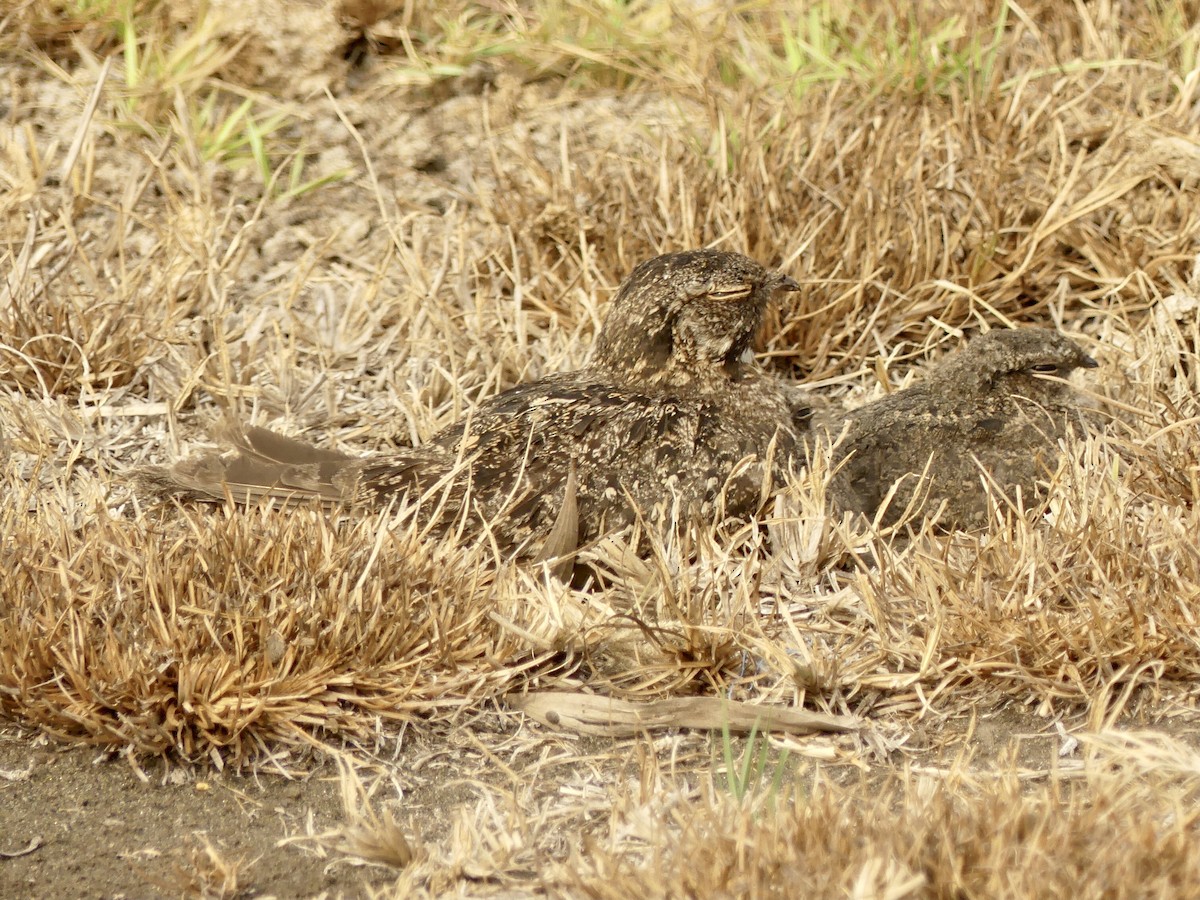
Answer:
[{"xmin": 141, "ymin": 421, "xmax": 360, "ymax": 507}]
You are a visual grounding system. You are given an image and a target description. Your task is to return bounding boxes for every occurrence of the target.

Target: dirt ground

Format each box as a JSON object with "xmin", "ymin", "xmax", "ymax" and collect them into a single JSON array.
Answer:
[
  {"xmin": 0, "ymin": 706, "xmax": 1085, "ymax": 898},
  {"xmin": 0, "ymin": 731, "xmax": 354, "ymax": 898}
]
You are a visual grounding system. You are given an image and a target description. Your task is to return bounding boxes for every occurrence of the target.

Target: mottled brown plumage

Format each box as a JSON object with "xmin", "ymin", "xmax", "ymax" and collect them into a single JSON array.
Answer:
[
  {"xmin": 825, "ymin": 328, "xmax": 1098, "ymax": 529},
  {"xmin": 154, "ymin": 250, "xmax": 805, "ymax": 558}
]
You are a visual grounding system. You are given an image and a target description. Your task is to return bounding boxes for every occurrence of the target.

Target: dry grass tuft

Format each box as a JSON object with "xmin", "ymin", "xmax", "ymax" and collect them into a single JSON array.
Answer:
[
  {"xmin": 0, "ymin": 493, "xmax": 543, "ymax": 761},
  {"xmin": 330, "ymin": 757, "xmax": 423, "ymax": 869},
  {"xmin": 164, "ymin": 835, "xmax": 248, "ymax": 900},
  {"xmin": 557, "ymin": 755, "xmax": 1200, "ymax": 898},
  {"xmin": 331, "ymin": 730, "xmax": 1200, "ymax": 898}
]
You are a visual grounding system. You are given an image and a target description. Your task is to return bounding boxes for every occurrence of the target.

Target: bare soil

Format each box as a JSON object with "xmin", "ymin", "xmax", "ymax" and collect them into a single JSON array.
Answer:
[
  {"xmin": 0, "ymin": 704, "xmax": 1108, "ymax": 898},
  {"xmin": 0, "ymin": 732, "xmax": 357, "ymax": 898}
]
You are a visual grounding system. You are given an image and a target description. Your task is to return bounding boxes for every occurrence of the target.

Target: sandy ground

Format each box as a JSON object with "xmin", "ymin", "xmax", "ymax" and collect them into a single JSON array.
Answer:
[
  {"xmin": 0, "ymin": 706, "xmax": 1085, "ymax": 898},
  {"xmin": 0, "ymin": 733, "xmax": 353, "ymax": 898}
]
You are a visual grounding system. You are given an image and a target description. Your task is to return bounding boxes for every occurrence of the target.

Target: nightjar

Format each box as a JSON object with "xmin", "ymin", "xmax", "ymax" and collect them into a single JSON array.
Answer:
[
  {"xmin": 824, "ymin": 328, "xmax": 1098, "ymax": 529},
  {"xmin": 152, "ymin": 249, "xmax": 807, "ymax": 560}
]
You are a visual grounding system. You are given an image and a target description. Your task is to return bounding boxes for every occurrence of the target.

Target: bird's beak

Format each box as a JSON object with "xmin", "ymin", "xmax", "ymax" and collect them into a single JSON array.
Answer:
[
  {"xmin": 773, "ymin": 273, "xmax": 801, "ymax": 293},
  {"xmin": 1080, "ymin": 354, "xmax": 1099, "ymax": 369}
]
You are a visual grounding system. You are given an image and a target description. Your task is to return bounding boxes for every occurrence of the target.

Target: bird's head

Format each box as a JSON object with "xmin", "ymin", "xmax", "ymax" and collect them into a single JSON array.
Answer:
[
  {"xmin": 590, "ymin": 249, "xmax": 799, "ymax": 386},
  {"xmin": 938, "ymin": 328, "xmax": 1098, "ymax": 401}
]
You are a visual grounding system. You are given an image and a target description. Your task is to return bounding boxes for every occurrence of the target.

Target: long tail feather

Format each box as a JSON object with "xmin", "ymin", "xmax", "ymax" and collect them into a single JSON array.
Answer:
[{"xmin": 142, "ymin": 422, "xmax": 361, "ymax": 507}]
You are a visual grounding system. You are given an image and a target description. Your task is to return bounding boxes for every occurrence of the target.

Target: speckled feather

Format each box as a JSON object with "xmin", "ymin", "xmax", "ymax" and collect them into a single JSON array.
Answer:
[
  {"xmin": 154, "ymin": 250, "xmax": 806, "ymax": 557},
  {"xmin": 825, "ymin": 328, "xmax": 1099, "ymax": 529}
]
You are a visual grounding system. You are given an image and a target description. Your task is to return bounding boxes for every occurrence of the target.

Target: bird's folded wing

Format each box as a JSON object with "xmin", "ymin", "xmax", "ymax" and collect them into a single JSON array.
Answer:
[
  {"xmin": 223, "ymin": 422, "xmax": 354, "ymax": 466},
  {"xmin": 142, "ymin": 422, "xmax": 360, "ymax": 506}
]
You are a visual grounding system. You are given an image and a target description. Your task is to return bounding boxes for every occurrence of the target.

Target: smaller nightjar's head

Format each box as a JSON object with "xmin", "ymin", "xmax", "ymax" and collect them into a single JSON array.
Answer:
[
  {"xmin": 935, "ymin": 328, "xmax": 1099, "ymax": 401},
  {"xmin": 590, "ymin": 249, "xmax": 800, "ymax": 385}
]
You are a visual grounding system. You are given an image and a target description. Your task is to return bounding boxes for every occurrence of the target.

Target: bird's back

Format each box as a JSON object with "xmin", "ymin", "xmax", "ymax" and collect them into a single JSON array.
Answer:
[
  {"xmin": 827, "ymin": 381, "xmax": 1080, "ymax": 528},
  {"xmin": 387, "ymin": 368, "xmax": 802, "ymax": 550}
]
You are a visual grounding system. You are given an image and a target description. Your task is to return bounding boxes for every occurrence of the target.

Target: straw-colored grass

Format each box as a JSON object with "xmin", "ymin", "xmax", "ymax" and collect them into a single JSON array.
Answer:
[
  {"xmin": 3, "ymin": 0, "xmax": 1200, "ymax": 895},
  {"xmin": 552, "ymin": 746, "xmax": 1200, "ymax": 898}
]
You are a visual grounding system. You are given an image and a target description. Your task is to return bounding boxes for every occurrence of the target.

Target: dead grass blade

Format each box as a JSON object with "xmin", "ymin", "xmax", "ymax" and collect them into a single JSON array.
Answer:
[{"xmin": 509, "ymin": 691, "xmax": 859, "ymax": 737}]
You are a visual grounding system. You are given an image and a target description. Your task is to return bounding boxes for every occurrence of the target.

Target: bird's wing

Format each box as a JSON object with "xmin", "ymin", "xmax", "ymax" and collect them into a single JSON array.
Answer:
[
  {"xmin": 828, "ymin": 390, "xmax": 973, "ymax": 519},
  {"xmin": 422, "ymin": 375, "xmax": 684, "ymax": 539},
  {"xmin": 827, "ymin": 417, "xmax": 905, "ymax": 517},
  {"xmin": 223, "ymin": 422, "xmax": 354, "ymax": 466},
  {"xmin": 145, "ymin": 420, "xmax": 427, "ymax": 508}
]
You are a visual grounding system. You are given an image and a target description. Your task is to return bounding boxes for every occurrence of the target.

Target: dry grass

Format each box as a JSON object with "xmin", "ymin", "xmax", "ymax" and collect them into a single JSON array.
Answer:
[
  {"xmin": 319, "ymin": 729, "xmax": 1200, "ymax": 897},
  {"xmin": 3, "ymin": 0, "xmax": 1200, "ymax": 895},
  {"xmin": 0, "ymin": 495, "xmax": 543, "ymax": 759},
  {"xmin": 555, "ymin": 744, "xmax": 1200, "ymax": 898}
]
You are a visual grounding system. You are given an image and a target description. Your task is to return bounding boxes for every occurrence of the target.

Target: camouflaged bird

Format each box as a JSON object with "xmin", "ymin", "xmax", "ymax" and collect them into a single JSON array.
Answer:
[
  {"xmin": 154, "ymin": 250, "xmax": 806, "ymax": 560},
  {"xmin": 825, "ymin": 328, "xmax": 1098, "ymax": 530}
]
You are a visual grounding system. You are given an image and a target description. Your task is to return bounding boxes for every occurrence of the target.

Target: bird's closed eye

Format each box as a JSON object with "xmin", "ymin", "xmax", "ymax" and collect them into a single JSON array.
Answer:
[
  {"xmin": 1030, "ymin": 363, "xmax": 1060, "ymax": 374},
  {"xmin": 708, "ymin": 284, "xmax": 753, "ymax": 301}
]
